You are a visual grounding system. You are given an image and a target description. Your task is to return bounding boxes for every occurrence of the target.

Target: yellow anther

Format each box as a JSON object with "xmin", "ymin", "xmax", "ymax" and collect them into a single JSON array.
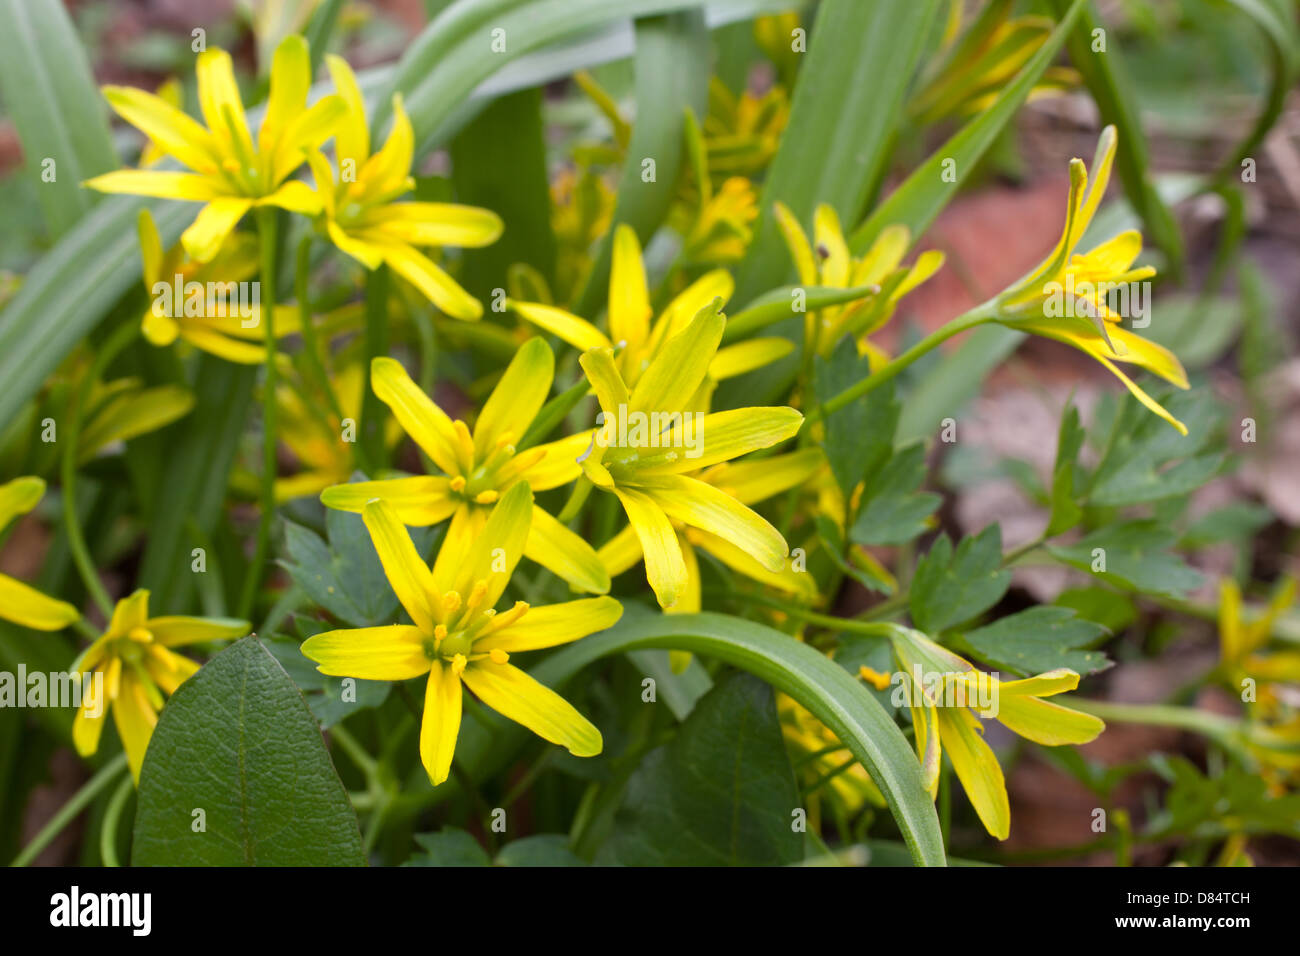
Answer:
[
  {"xmin": 441, "ymin": 591, "xmax": 462, "ymax": 614},
  {"xmin": 485, "ymin": 600, "xmax": 529, "ymax": 633},
  {"xmin": 858, "ymin": 666, "xmax": 892, "ymax": 692},
  {"xmin": 450, "ymin": 653, "xmax": 467, "ymax": 676},
  {"xmin": 489, "ymin": 648, "xmax": 509, "ymax": 665},
  {"xmin": 434, "ymin": 624, "xmax": 448, "ymax": 641},
  {"xmin": 465, "ymin": 580, "xmax": 489, "ymax": 609},
  {"xmin": 222, "ymin": 157, "xmax": 241, "ymax": 173},
  {"xmin": 474, "ymin": 490, "xmax": 499, "ymax": 504},
  {"xmin": 495, "ymin": 432, "xmax": 516, "ymax": 450},
  {"xmin": 449, "ymin": 475, "xmax": 467, "ymax": 492},
  {"xmin": 127, "ymin": 627, "xmax": 154, "ymax": 644}
]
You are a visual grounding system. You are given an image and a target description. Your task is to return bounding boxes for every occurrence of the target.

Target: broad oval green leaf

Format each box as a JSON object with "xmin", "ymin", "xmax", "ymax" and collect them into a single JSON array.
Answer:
[{"xmin": 133, "ymin": 637, "xmax": 366, "ymax": 866}]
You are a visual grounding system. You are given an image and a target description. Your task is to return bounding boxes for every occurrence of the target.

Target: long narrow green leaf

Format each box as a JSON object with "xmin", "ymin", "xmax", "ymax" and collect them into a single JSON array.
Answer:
[
  {"xmin": 1047, "ymin": 0, "xmax": 1185, "ymax": 278},
  {"xmin": 571, "ymin": 11, "xmax": 710, "ymax": 317},
  {"xmin": 851, "ymin": 0, "xmax": 1086, "ymax": 253},
  {"xmin": 734, "ymin": 0, "xmax": 943, "ymax": 302},
  {"xmin": 528, "ymin": 610, "xmax": 946, "ymax": 866},
  {"xmin": 0, "ymin": 0, "xmax": 117, "ymax": 235}
]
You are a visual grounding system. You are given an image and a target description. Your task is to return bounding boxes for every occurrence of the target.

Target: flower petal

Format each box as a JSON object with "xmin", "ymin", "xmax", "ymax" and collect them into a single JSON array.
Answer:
[
  {"xmin": 420, "ymin": 661, "xmax": 462, "ymax": 785},
  {"xmin": 473, "ymin": 337, "xmax": 553, "ymax": 459},
  {"xmin": 301, "ymin": 625, "xmax": 431, "ymax": 680},
  {"xmin": 628, "ymin": 299, "xmax": 724, "ymax": 416},
  {"xmin": 994, "ymin": 694, "xmax": 1105, "ymax": 746},
  {"xmin": 636, "ymin": 473, "xmax": 787, "ymax": 572},
  {"xmin": 773, "ymin": 201, "xmax": 818, "ymax": 286},
  {"xmin": 182, "ymin": 197, "xmax": 254, "ymax": 263},
  {"xmin": 476, "ymin": 596, "xmax": 622, "ymax": 653},
  {"xmin": 450, "ymin": 482, "xmax": 533, "ymax": 608},
  {"xmin": 701, "ymin": 446, "xmax": 823, "ymax": 505},
  {"xmin": 84, "ymin": 170, "xmax": 225, "ymax": 201},
  {"xmin": 461, "ymin": 660, "xmax": 602, "ymax": 756},
  {"xmin": 525, "ymin": 504, "xmax": 610, "ymax": 594},
  {"xmin": 709, "ymin": 338, "xmax": 794, "ymax": 380},
  {"xmin": 380, "ymin": 241, "xmax": 482, "ymax": 320},
  {"xmin": 362, "ymin": 498, "xmax": 436, "ymax": 631},
  {"xmin": 321, "ymin": 476, "xmax": 455, "ymax": 526},
  {"xmin": 637, "ymin": 406, "xmax": 803, "ymax": 474},
  {"xmin": 0, "ymin": 574, "xmax": 80, "ymax": 631},
  {"xmin": 813, "ymin": 204, "xmax": 850, "ymax": 287},
  {"xmin": 145, "ymin": 615, "xmax": 248, "ymax": 647},
  {"xmin": 370, "ymin": 356, "xmax": 463, "ymax": 475},
  {"xmin": 361, "ymin": 202, "xmax": 504, "ymax": 249},
  {"xmin": 608, "ymin": 224, "xmax": 651, "ymax": 349},
  {"xmin": 935, "ymin": 705, "xmax": 1010, "ymax": 840},
  {"xmin": 508, "ymin": 300, "xmax": 612, "ymax": 352},
  {"xmin": 613, "ymin": 486, "xmax": 687, "ymax": 608},
  {"xmin": 578, "ymin": 347, "xmax": 631, "ymax": 418},
  {"xmin": 113, "ymin": 673, "xmax": 160, "ymax": 783},
  {"xmin": 0, "ymin": 476, "xmax": 45, "ymax": 530},
  {"xmin": 102, "ymin": 85, "xmax": 219, "ymax": 174}
]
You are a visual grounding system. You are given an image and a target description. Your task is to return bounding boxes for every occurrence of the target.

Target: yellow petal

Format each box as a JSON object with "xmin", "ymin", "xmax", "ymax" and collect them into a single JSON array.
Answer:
[
  {"xmin": 669, "ymin": 531, "xmax": 702, "ymax": 614},
  {"xmin": 260, "ymin": 35, "xmax": 310, "ymax": 158},
  {"xmin": 0, "ymin": 475, "xmax": 45, "ymax": 530},
  {"xmin": 608, "ymin": 224, "xmax": 651, "ymax": 349},
  {"xmin": 357, "ymin": 94, "xmax": 415, "ymax": 201},
  {"xmin": 324, "ymin": 54, "xmax": 369, "ymax": 173},
  {"xmin": 637, "ymin": 406, "xmax": 803, "ymax": 473},
  {"xmin": 136, "ymin": 209, "xmax": 165, "ymax": 287},
  {"xmin": 381, "ymin": 242, "xmax": 482, "ymax": 320},
  {"xmin": 195, "ymin": 48, "xmax": 254, "ymax": 157},
  {"xmin": 371, "ymin": 356, "xmax": 463, "ymax": 475},
  {"xmin": 578, "ymin": 347, "xmax": 632, "ymax": 418},
  {"xmin": 328, "ymin": 221, "xmax": 386, "ymax": 269},
  {"xmin": 301, "ymin": 624, "xmax": 431, "ymax": 680},
  {"xmin": 84, "ymin": 170, "xmax": 225, "ymax": 201},
  {"xmin": 362, "ymin": 498, "xmax": 436, "ymax": 632},
  {"xmin": 269, "ymin": 93, "xmax": 348, "ymax": 185},
  {"xmin": 701, "ymin": 446, "xmax": 823, "ymax": 505},
  {"xmin": 450, "ymin": 482, "xmax": 533, "ymax": 608},
  {"xmin": 145, "ymin": 615, "xmax": 248, "ymax": 647},
  {"xmin": 654, "ymin": 269, "xmax": 735, "ymax": 344},
  {"xmin": 474, "ymin": 337, "xmax": 553, "ymax": 459},
  {"xmin": 853, "ymin": 224, "xmax": 909, "ymax": 286},
  {"xmin": 78, "ymin": 385, "xmax": 195, "ymax": 461},
  {"xmin": 596, "ymin": 523, "xmax": 642, "ymax": 578},
  {"xmin": 420, "ymin": 660, "xmax": 462, "ymax": 785},
  {"xmin": 321, "ymin": 476, "xmax": 455, "ymax": 526},
  {"xmin": 107, "ymin": 589, "xmax": 150, "ymax": 638},
  {"xmin": 255, "ymin": 180, "xmax": 323, "ymax": 216},
  {"xmin": 689, "ymin": 528, "xmax": 816, "ymax": 600},
  {"xmin": 636, "ymin": 473, "xmax": 788, "ymax": 573},
  {"xmin": 182, "ymin": 197, "xmax": 254, "ymax": 263},
  {"xmin": 773, "ymin": 201, "xmax": 818, "ymax": 286},
  {"xmin": 525, "ymin": 504, "xmax": 610, "ymax": 594},
  {"xmin": 461, "ymin": 660, "xmax": 602, "ymax": 757},
  {"xmin": 996, "ymin": 668, "xmax": 1081, "ymax": 698},
  {"xmin": 628, "ymin": 299, "xmax": 724, "ymax": 416},
  {"xmin": 935, "ymin": 705, "xmax": 1010, "ymax": 840},
  {"xmin": 476, "ymin": 596, "xmax": 622, "ymax": 653},
  {"xmin": 113, "ymin": 674, "xmax": 160, "ymax": 784},
  {"xmin": 613, "ymin": 486, "xmax": 687, "ymax": 608},
  {"xmin": 431, "ymin": 502, "xmax": 486, "ymax": 597},
  {"xmin": 993, "ymin": 694, "xmax": 1105, "ymax": 746},
  {"xmin": 507, "ymin": 300, "xmax": 611, "ymax": 352},
  {"xmin": 361, "ymin": 203, "xmax": 504, "ymax": 249},
  {"xmin": 102, "ymin": 85, "xmax": 219, "ymax": 174},
  {"xmin": 72, "ymin": 678, "xmax": 108, "ymax": 757},
  {"xmin": 709, "ymin": 338, "xmax": 795, "ymax": 380},
  {"xmin": 514, "ymin": 431, "xmax": 592, "ymax": 491},
  {"xmin": 0, "ymin": 574, "xmax": 81, "ymax": 631},
  {"xmin": 813, "ymin": 204, "xmax": 850, "ymax": 288},
  {"xmin": 142, "ymin": 645, "xmax": 201, "ymax": 696}
]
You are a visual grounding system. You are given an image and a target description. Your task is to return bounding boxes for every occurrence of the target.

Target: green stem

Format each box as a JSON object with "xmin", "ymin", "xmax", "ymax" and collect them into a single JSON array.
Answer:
[
  {"xmin": 99, "ymin": 773, "xmax": 135, "ymax": 867},
  {"xmin": 238, "ymin": 207, "xmax": 281, "ymax": 620},
  {"xmin": 359, "ymin": 265, "xmax": 391, "ymax": 473},
  {"xmin": 62, "ymin": 321, "xmax": 140, "ymax": 620},
  {"xmin": 10, "ymin": 752, "xmax": 128, "ymax": 867},
  {"xmin": 811, "ymin": 306, "xmax": 993, "ymax": 421},
  {"xmin": 293, "ymin": 236, "xmax": 346, "ymax": 429}
]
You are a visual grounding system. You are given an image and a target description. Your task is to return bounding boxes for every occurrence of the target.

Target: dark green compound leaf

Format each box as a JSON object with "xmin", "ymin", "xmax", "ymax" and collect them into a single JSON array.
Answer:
[
  {"xmin": 1048, "ymin": 520, "xmax": 1204, "ymax": 598},
  {"xmin": 599, "ymin": 672, "xmax": 802, "ymax": 866},
  {"xmin": 133, "ymin": 637, "xmax": 365, "ymax": 866},
  {"xmin": 909, "ymin": 526, "xmax": 1012, "ymax": 635},
  {"xmin": 280, "ymin": 505, "xmax": 440, "ymax": 628},
  {"xmin": 817, "ymin": 515, "xmax": 894, "ymax": 595},
  {"xmin": 495, "ymin": 835, "xmax": 586, "ymax": 867},
  {"xmin": 1047, "ymin": 403, "xmax": 1087, "ymax": 536},
  {"xmin": 814, "ymin": 339, "xmax": 901, "ymax": 502},
  {"xmin": 848, "ymin": 444, "xmax": 941, "ymax": 548},
  {"xmin": 406, "ymin": 827, "xmax": 493, "ymax": 867},
  {"xmin": 959, "ymin": 606, "xmax": 1112, "ymax": 678},
  {"xmin": 1087, "ymin": 389, "xmax": 1224, "ymax": 508},
  {"xmin": 1055, "ymin": 586, "xmax": 1137, "ymax": 635}
]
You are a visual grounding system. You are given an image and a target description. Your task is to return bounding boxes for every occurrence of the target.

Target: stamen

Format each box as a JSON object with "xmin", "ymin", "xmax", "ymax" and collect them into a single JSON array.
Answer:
[
  {"xmin": 449, "ymin": 475, "xmax": 467, "ymax": 492},
  {"xmin": 473, "ymin": 490, "xmax": 498, "ymax": 504},
  {"xmin": 489, "ymin": 648, "xmax": 509, "ymax": 665},
  {"xmin": 450, "ymin": 653, "xmax": 467, "ymax": 676},
  {"xmin": 441, "ymin": 591, "xmax": 462, "ymax": 614},
  {"xmin": 465, "ymin": 580, "xmax": 489, "ymax": 610}
]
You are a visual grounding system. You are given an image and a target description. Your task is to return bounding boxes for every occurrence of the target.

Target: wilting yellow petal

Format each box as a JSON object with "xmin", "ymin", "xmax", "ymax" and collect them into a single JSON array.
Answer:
[
  {"xmin": 146, "ymin": 615, "xmax": 247, "ymax": 647},
  {"xmin": 476, "ymin": 596, "xmax": 622, "ymax": 653},
  {"xmin": 994, "ymin": 694, "xmax": 1105, "ymax": 746},
  {"xmin": 508, "ymin": 300, "xmax": 612, "ymax": 352},
  {"xmin": 0, "ymin": 574, "xmax": 80, "ymax": 631},
  {"xmin": 525, "ymin": 504, "xmax": 610, "ymax": 594},
  {"xmin": 614, "ymin": 486, "xmax": 687, "ymax": 608},
  {"xmin": 608, "ymin": 224, "xmax": 651, "ymax": 349},
  {"xmin": 473, "ymin": 338, "xmax": 553, "ymax": 459},
  {"xmin": 935, "ymin": 705, "xmax": 1010, "ymax": 840},
  {"xmin": 420, "ymin": 660, "xmax": 463, "ymax": 785},
  {"xmin": 302, "ymin": 624, "xmax": 431, "ymax": 680},
  {"xmin": 371, "ymin": 356, "xmax": 464, "ymax": 475},
  {"xmin": 362, "ymin": 498, "xmax": 436, "ymax": 632},
  {"xmin": 321, "ymin": 476, "xmax": 455, "ymax": 526},
  {"xmin": 461, "ymin": 660, "xmax": 602, "ymax": 757},
  {"xmin": 637, "ymin": 473, "xmax": 787, "ymax": 573}
]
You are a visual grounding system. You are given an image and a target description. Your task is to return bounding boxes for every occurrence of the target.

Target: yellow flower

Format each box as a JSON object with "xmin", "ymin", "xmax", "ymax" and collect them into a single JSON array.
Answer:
[
  {"xmin": 548, "ymin": 167, "xmax": 615, "ymax": 304},
  {"xmin": 135, "ymin": 209, "xmax": 301, "ymax": 364},
  {"xmin": 320, "ymin": 342, "xmax": 609, "ymax": 594},
  {"xmin": 597, "ymin": 447, "xmax": 822, "ymax": 611},
  {"xmin": 71, "ymin": 589, "xmax": 249, "ymax": 781},
  {"xmin": 0, "ymin": 478, "xmax": 81, "ymax": 631},
  {"xmin": 702, "ymin": 76, "xmax": 789, "ymax": 183},
  {"xmin": 780, "ymin": 693, "xmax": 884, "ymax": 821},
  {"xmin": 992, "ymin": 126, "xmax": 1190, "ymax": 434},
  {"xmin": 1219, "ymin": 577, "xmax": 1300, "ymax": 707},
  {"xmin": 508, "ymin": 223, "xmax": 793, "ymax": 394},
  {"xmin": 85, "ymin": 36, "xmax": 345, "ymax": 262},
  {"xmin": 577, "ymin": 301, "xmax": 804, "ymax": 608},
  {"xmin": 304, "ymin": 56, "xmax": 503, "ymax": 320},
  {"xmin": 139, "ymin": 78, "xmax": 184, "ymax": 167},
  {"xmin": 302, "ymin": 486, "xmax": 620, "ymax": 785},
  {"xmin": 775, "ymin": 202, "xmax": 944, "ymax": 365},
  {"xmin": 885, "ymin": 625, "xmax": 1104, "ymax": 840}
]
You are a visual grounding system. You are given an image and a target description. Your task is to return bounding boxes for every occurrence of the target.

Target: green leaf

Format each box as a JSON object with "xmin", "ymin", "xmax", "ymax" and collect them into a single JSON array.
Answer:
[
  {"xmin": 1087, "ymin": 389, "xmax": 1223, "ymax": 507},
  {"xmin": 1055, "ymin": 586, "xmax": 1137, "ymax": 635},
  {"xmin": 571, "ymin": 11, "xmax": 710, "ymax": 317},
  {"xmin": 522, "ymin": 609, "xmax": 945, "ymax": 865},
  {"xmin": 599, "ymin": 672, "xmax": 802, "ymax": 865},
  {"xmin": 734, "ymin": 0, "xmax": 943, "ymax": 301},
  {"xmin": 0, "ymin": 0, "xmax": 117, "ymax": 236},
  {"xmin": 625, "ymin": 649, "xmax": 713, "ymax": 721},
  {"xmin": 1048, "ymin": 520, "xmax": 1203, "ymax": 597},
  {"xmin": 850, "ymin": 0, "xmax": 1087, "ymax": 253},
  {"xmin": 133, "ymin": 637, "xmax": 365, "ymax": 866},
  {"xmin": 909, "ymin": 526, "xmax": 1011, "ymax": 634},
  {"xmin": 496, "ymin": 835, "xmax": 586, "ymax": 866},
  {"xmin": 406, "ymin": 827, "xmax": 492, "ymax": 866},
  {"xmin": 263, "ymin": 624, "xmax": 392, "ymax": 730},
  {"xmin": 817, "ymin": 515, "xmax": 895, "ymax": 595},
  {"xmin": 960, "ymin": 606, "xmax": 1112, "ymax": 677},
  {"xmin": 814, "ymin": 339, "xmax": 899, "ymax": 502},
  {"xmin": 1047, "ymin": 403, "xmax": 1086, "ymax": 535},
  {"xmin": 848, "ymin": 444, "xmax": 941, "ymax": 547},
  {"xmin": 1180, "ymin": 502, "xmax": 1274, "ymax": 550},
  {"xmin": 722, "ymin": 284, "xmax": 886, "ymax": 342}
]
